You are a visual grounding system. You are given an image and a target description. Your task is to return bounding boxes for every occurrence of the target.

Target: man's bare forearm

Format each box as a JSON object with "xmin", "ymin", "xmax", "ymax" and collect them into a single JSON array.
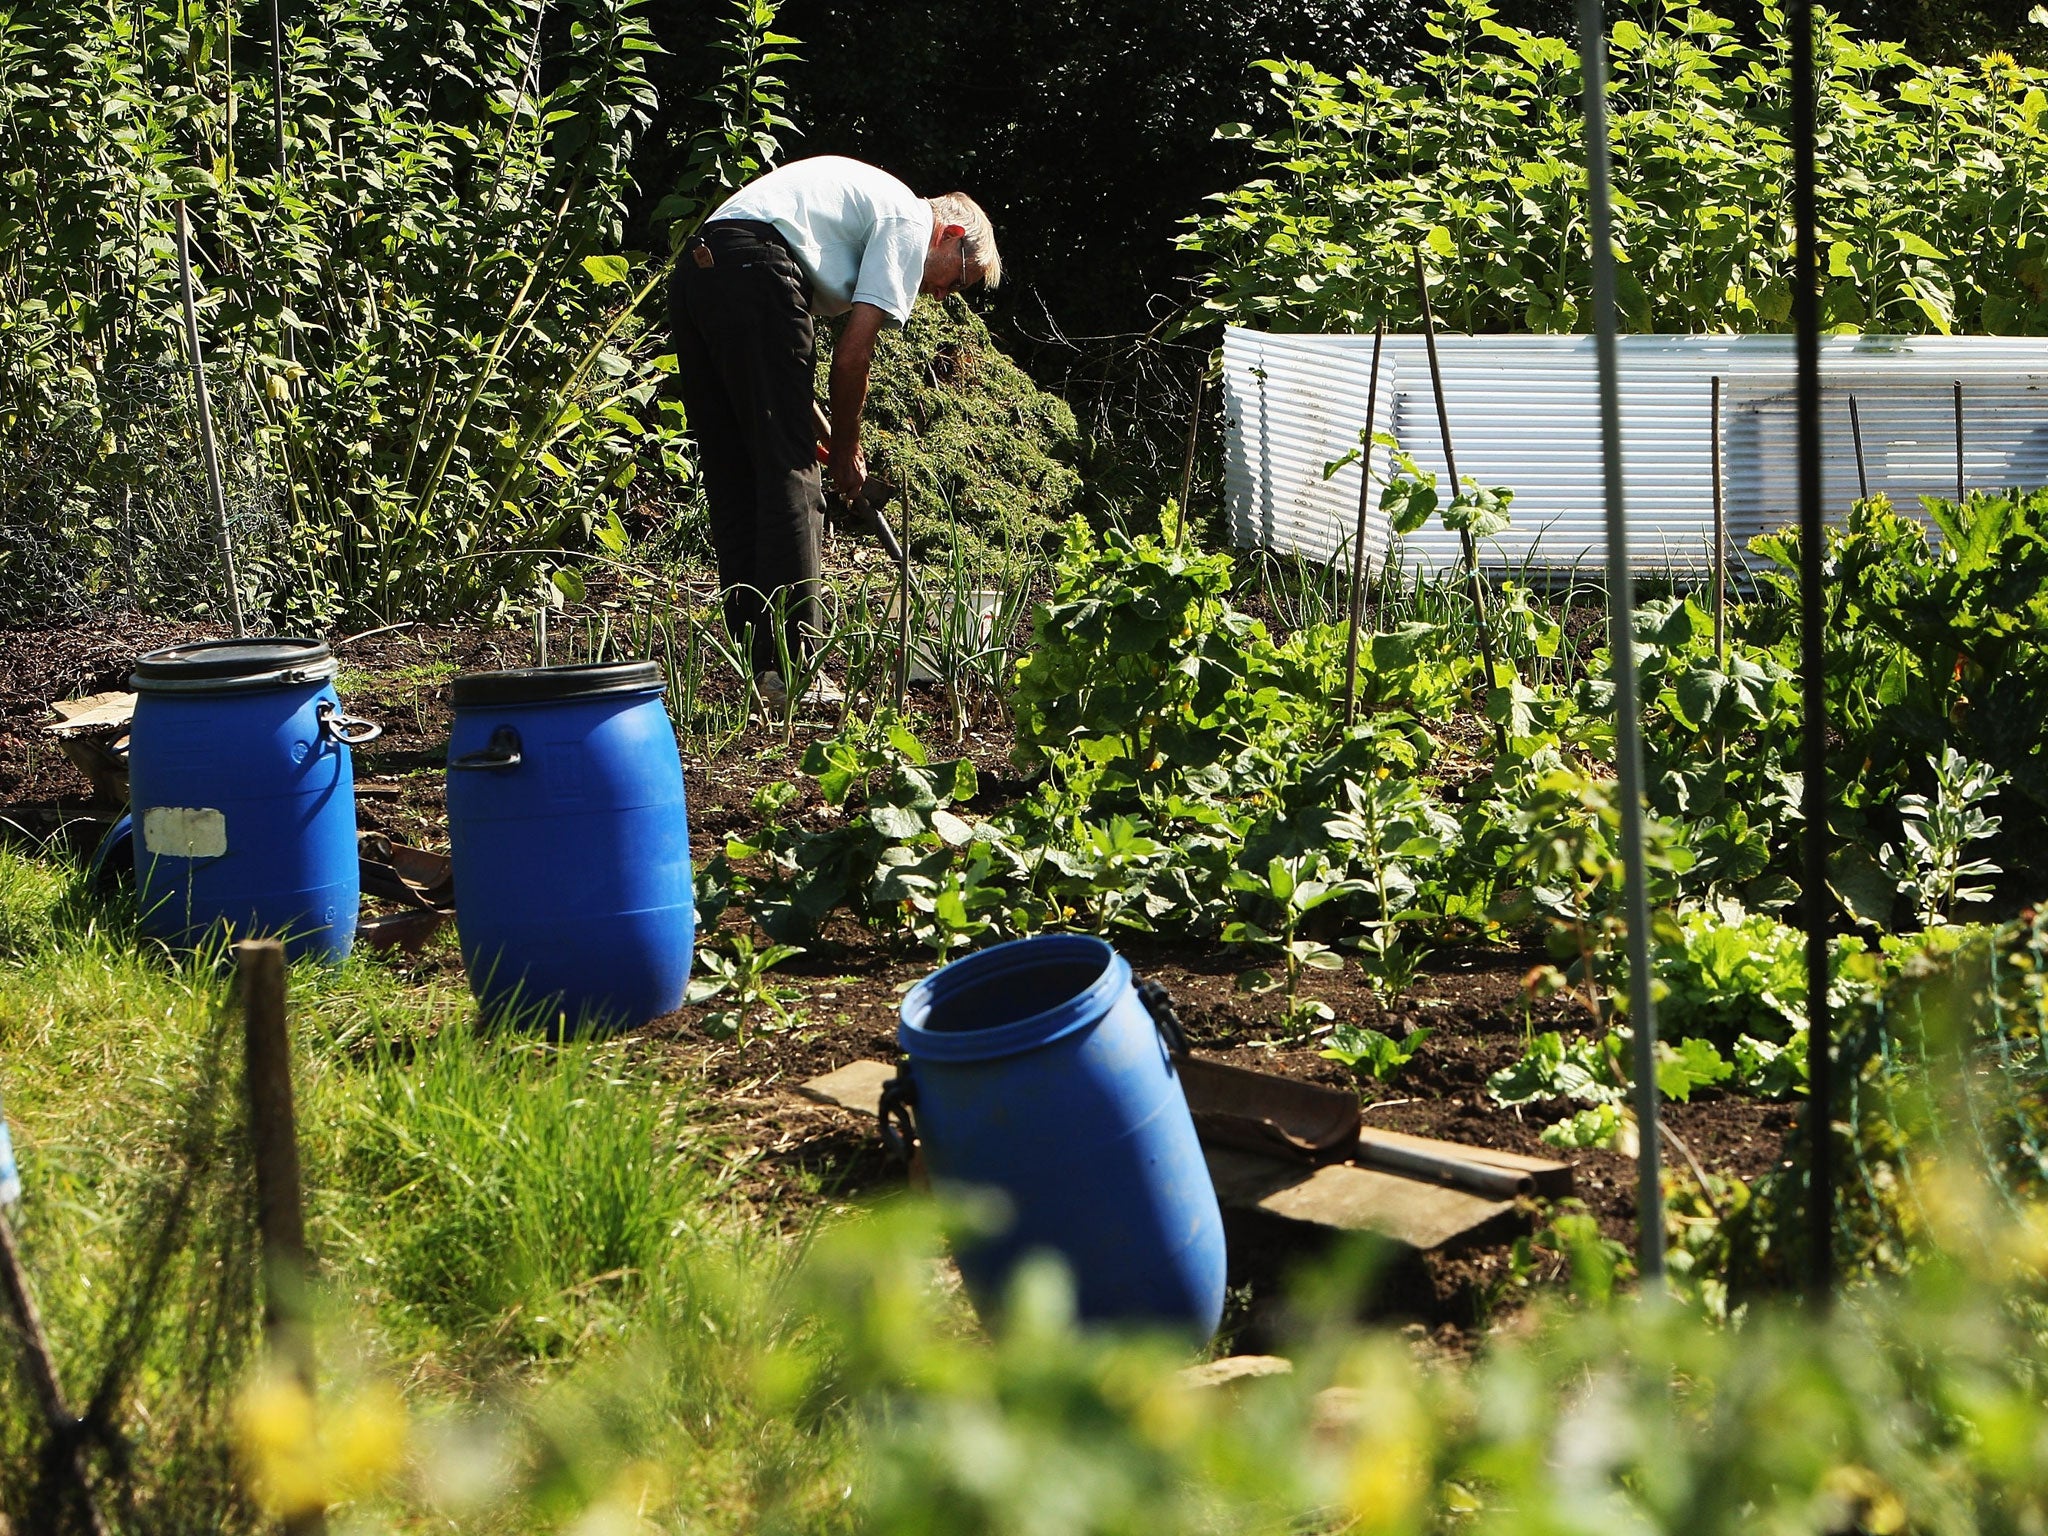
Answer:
[{"xmin": 828, "ymin": 307, "xmax": 884, "ymax": 453}]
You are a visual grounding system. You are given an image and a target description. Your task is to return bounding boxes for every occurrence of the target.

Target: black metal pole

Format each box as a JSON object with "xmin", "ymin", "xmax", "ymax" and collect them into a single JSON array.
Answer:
[
  {"xmin": 1711, "ymin": 375, "xmax": 1726, "ymax": 662},
  {"xmin": 1954, "ymin": 379, "xmax": 1965, "ymax": 502},
  {"xmin": 1580, "ymin": 0, "xmax": 1665, "ymax": 1286},
  {"xmin": 1342, "ymin": 321, "xmax": 1387, "ymax": 728},
  {"xmin": 1849, "ymin": 395, "xmax": 1869, "ymax": 502},
  {"xmin": 1792, "ymin": 0, "xmax": 1834, "ymax": 1308}
]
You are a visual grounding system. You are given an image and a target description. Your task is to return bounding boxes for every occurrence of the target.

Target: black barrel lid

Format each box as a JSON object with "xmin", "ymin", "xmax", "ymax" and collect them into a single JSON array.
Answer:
[
  {"xmin": 130, "ymin": 638, "xmax": 337, "ymax": 694},
  {"xmin": 451, "ymin": 660, "xmax": 666, "ymax": 707}
]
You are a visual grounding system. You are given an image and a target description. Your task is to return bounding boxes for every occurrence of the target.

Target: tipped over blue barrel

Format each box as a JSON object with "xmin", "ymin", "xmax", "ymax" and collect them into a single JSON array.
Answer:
[
  {"xmin": 128, "ymin": 637, "xmax": 374, "ymax": 963},
  {"xmin": 444, "ymin": 661, "xmax": 693, "ymax": 1033},
  {"xmin": 896, "ymin": 935, "xmax": 1226, "ymax": 1337}
]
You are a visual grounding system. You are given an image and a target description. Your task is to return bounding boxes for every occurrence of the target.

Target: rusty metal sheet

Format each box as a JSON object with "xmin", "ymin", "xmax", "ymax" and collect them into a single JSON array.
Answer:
[{"xmin": 1178, "ymin": 1055, "xmax": 1360, "ymax": 1165}]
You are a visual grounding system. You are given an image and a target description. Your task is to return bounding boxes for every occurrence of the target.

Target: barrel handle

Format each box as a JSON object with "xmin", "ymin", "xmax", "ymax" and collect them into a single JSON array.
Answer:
[
  {"xmin": 316, "ymin": 701, "xmax": 384, "ymax": 747},
  {"xmin": 1136, "ymin": 977, "xmax": 1189, "ymax": 1058},
  {"xmin": 878, "ymin": 1068, "xmax": 919, "ymax": 1161},
  {"xmin": 449, "ymin": 725, "xmax": 523, "ymax": 772}
]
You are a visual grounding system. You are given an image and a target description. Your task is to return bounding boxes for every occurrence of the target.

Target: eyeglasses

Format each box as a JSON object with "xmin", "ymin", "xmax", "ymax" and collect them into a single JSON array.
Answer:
[{"xmin": 949, "ymin": 240, "xmax": 972, "ymax": 296}]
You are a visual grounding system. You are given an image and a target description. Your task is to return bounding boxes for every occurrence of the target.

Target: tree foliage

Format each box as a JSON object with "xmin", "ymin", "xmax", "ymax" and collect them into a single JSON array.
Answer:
[
  {"xmin": 1183, "ymin": 0, "xmax": 2048, "ymax": 337},
  {"xmin": 0, "ymin": 0, "xmax": 681, "ymax": 623}
]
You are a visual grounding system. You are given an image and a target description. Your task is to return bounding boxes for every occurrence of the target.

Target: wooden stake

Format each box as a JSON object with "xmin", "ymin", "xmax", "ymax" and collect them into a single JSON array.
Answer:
[
  {"xmin": 0, "ymin": 1209, "xmax": 113, "ymax": 1536},
  {"xmin": 1342, "ymin": 322, "xmax": 1387, "ymax": 729},
  {"xmin": 1711, "ymin": 375, "xmax": 1727, "ymax": 663},
  {"xmin": 175, "ymin": 201, "xmax": 247, "ymax": 638},
  {"xmin": 239, "ymin": 939, "xmax": 326, "ymax": 1535},
  {"xmin": 1413, "ymin": 248, "xmax": 1505, "ymax": 751}
]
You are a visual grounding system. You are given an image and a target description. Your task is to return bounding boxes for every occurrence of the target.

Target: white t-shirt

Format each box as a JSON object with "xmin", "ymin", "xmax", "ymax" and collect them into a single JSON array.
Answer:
[{"xmin": 709, "ymin": 156, "xmax": 929, "ymax": 324}]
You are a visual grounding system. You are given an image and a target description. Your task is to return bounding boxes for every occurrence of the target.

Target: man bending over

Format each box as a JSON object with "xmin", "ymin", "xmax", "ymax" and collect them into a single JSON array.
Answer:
[{"xmin": 670, "ymin": 155, "xmax": 1002, "ymax": 707}]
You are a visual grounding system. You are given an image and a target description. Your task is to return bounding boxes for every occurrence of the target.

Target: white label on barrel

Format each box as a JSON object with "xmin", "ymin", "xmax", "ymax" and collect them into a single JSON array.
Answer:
[{"xmin": 141, "ymin": 806, "xmax": 228, "ymax": 859}]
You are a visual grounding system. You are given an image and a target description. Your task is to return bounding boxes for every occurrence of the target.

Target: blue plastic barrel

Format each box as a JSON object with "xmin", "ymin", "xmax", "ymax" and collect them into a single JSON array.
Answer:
[
  {"xmin": 444, "ymin": 661, "xmax": 693, "ymax": 1032},
  {"xmin": 896, "ymin": 935, "xmax": 1226, "ymax": 1336},
  {"xmin": 128, "ymin": 638, "xmax": 376, "ymax": 963}
]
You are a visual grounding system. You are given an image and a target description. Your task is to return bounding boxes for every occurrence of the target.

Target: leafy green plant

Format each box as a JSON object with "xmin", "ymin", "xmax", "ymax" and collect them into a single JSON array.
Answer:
[
  {"xmin": 652, "ymin": 0, "xmax": 802, "ymax": 240},
  {"xmin": 0, "ymin": 0, "xmax": 771, "ymax": 624},
  {"xmin": 1223, "ymin": 854, "xmax": 1359, "ymax": 1036},
  {"xmin": 1540, "ymin": 1102, "xmax": 1630, "ymax": 1151},
  {"xmin": 1319, "ymin": 1023, "xmax": 1430, "ymax": 1081},
  {"xmin": 1488, "ymin": 1028, "xmax": 1628, "ymax": 1108},
  {"xmin": 1879, "ymin": 747, "xmax": 2009, "ymax": 927},
  {"xmin": 686, "ymin": 933, "xmax": 806, "ymax": 1042}
]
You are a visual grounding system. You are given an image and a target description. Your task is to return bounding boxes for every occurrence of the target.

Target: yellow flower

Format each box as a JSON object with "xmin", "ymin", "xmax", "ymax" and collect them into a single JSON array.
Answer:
[
  {"xmin": 1983, "ymin": 50, "xmax": 2020, "ymax": 95},
  {"xmin": 232, "ymin": 1371, "xmax": 408, "ymax": 1517}
]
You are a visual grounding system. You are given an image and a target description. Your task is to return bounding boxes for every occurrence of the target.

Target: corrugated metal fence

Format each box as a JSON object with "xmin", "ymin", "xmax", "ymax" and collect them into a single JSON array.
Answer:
[{"xmin": 1222, "ymin": 329, "xmax": 2048, "ymax": 577}]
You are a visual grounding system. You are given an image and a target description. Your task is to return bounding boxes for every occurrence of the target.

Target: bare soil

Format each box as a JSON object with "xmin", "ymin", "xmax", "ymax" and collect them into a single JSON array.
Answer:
[{"xmin": 1, "ymin": 615, "xmax": 1792, "ymax": 1339}]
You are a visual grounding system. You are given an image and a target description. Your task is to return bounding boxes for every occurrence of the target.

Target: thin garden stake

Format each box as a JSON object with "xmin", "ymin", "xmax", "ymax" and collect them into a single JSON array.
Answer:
[
  {"xmin": 1849, "ymin": 394, "xmax": 1869, "ymax": 501},
  {"xmin": 1791, "ymin": 0, "xmax": 1835, "ymax": 1308},
  {"xmin": 1954, "ymin": 379, "xmax": 1965, "ymax": 502},
  {"xmin": 1412, "ymin": 248, "xmax": 1505, "ymax": 750},
  {"xmin": 175, "ymin": 201, "xmax": 246, "ymax": 638},
  {"xmin": 1175, "ymin": 367, "xmax": 1206, "ymax": 550},
  {"xmin": 1711, "ymin": 375, "xmax": 1726, "ymax": 662},
  {"xmin": 1579, "ymin": 0, "xmax": 1664, "ymax": 1287},
  {"xmin": 1342, "ymin": 320, "xmax": 1388, "ymax": 728},
  {"xmin": 896, "ymin": 490, "xmax": 913, "ymax": 712},
  {"xmin": 268, "ymin": 0, "xmax": 296, "ymax": 374}
]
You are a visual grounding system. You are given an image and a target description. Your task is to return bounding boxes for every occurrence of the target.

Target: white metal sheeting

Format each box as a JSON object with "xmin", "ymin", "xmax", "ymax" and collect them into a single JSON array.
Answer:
[{"xmin": 1221, "ymin": 329, "xmax": 2048, "ymax": 577}]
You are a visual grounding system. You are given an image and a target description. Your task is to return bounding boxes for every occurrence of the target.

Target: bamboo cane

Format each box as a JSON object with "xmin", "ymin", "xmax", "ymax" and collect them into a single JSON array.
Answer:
[
  {"xmin": 1412, "ymin": 249, "xmax": 1504, "ymax": 754},
  {"xmin": 1175, "ymin": 368, "xmax": 1206, "ymax": 550},
  {"xmin": 175, "ymin": 201, "xmax": 246, "ymax": 638},
  {"xmin": 1342, "ymin": 321, "xmax": 1387, "ymax": 728}
]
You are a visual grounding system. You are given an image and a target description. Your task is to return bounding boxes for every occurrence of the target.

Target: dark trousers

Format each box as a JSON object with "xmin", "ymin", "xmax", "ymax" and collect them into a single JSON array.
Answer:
[{"xmin": 670, "ymin": 219, "xmax": 822, "ymax": 674}]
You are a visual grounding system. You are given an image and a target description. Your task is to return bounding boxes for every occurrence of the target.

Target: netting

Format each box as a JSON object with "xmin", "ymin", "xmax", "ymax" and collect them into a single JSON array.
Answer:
[
  {"xmin": 0, "ymin": 1001, "xmax": 260, "ymax": 1534},
  {"xmin": 1730, "ymin": 914, "xmax": 2048, "ymax": 1290}
]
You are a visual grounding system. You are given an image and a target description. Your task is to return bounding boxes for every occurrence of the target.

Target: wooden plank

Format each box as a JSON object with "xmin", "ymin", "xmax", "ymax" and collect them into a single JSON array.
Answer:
[{"xmin": 1205, "ymin": 1147, "xmax": 1521, "ymax": 1253}]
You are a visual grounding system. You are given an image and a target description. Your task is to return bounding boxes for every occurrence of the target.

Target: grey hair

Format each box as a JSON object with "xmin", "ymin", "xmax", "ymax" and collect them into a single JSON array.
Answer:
[{"xmin": 928, "ymin": 192, "xmax": 1003, "ymax": 291}]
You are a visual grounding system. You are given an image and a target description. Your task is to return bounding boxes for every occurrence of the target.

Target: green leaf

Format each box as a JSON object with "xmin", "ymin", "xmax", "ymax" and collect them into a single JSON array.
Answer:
[{"xmin": 581, "ymin": 254, "xmax": 632, "ymax": 286}]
